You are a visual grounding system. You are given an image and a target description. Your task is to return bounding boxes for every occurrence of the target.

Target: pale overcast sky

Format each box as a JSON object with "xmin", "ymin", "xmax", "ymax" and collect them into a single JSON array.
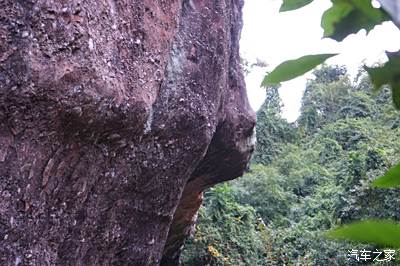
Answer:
[{"xmin": 241, "ymin": 0, "xmax": 400, "ymax": 122}]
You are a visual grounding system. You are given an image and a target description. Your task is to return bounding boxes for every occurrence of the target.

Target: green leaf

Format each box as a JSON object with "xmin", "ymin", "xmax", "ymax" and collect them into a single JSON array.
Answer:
[
  {"xmin": 327, "ymin": 220, "xmax": 400, "ymax": 248},
  {"xmin": 372, "ymin": 162, "xmax": 400, "ymax": 188},
  {"xmin": 261, "ymin": 54, "xmax": 337, "ymax": 86},
  {"xmin": 365, "ymin": 51, "xmax": 400, "ymax": 109},
  {"xmin": 279, "ymin": 0, "xmax": 314, "ymax": 12},
  {"xmin": 321, "ymin": 0, "xmax": 389, "ymax": 41}
]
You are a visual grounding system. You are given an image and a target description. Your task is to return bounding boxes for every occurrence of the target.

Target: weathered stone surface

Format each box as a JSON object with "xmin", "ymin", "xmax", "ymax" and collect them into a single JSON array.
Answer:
[{"xmin": 0, "ymin": 0, "xmax": 255, "ymax": 265}]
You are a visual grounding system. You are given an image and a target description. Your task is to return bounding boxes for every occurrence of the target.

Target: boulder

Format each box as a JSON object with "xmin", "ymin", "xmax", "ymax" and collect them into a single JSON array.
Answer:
[{"xmin": 0, "ymin": 0, "xmax": 255, "ymax": 264}]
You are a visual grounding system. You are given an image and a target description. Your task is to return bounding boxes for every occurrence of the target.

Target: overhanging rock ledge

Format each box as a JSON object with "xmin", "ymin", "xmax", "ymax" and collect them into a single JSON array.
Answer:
[{"xmin": 0, "ymin": 0, "xmax": 255, "ymax": 265}]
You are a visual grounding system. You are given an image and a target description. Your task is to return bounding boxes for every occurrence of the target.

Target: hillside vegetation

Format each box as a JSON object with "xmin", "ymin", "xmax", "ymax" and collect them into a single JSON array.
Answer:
[{"xmin": 181, "ymin": 65, "xmax": 400, "ymax": 265}]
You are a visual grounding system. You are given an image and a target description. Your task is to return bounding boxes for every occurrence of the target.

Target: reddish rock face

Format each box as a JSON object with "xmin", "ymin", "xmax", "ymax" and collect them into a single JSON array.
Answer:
[{"xmin": 0, "ymin": 0, "xmax": 255, "ymax": 265}]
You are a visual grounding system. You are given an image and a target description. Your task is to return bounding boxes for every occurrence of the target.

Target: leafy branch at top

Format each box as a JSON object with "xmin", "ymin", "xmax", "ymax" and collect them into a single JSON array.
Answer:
[
  {"xmin": 261, "ymin": 54, "xmax": 337, "ymax": 86},
  {"xmin": 263, "ymin": 0, "xmax": 399, "ymax": 110}
]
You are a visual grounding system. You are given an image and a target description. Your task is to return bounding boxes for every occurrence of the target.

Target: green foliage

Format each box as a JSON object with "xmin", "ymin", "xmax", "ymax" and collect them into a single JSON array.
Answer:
[
  {"xmin": 312, "ymin": 64, "xmax": 347, "ymax": 83},
  {"xmin": 183, "ymin": 0, "xmax": 400, "ymax": 263},
  {"xmin": 183, "ymin": 65, "xmax": 400, "ymax": 265},
  {"xmin": 261, "ymin": 54, "xmax": 337, "ymax": 86},
  {"xmin": 232, "ymin": 164, "xmax": 295, "ymax": 226},
  {"xmin": 318, "ymin": 119, "xmax": 370, "ymax": 150},
  {"xmin": 321, "ymin": 0, "xmax": 389, "ymax": 41},
  {"xmin": 181, "ymin": 184, "xmax": 268, "ymax": 265},
  {"xmin": 298, "ymin": 65, "xmax": 363, "ymax": 133},
  {"xmin": 252, "ymin": 87, "xmax": 298, "ymax": 164},
  {"xmin": 183, "ymin": 0, "xmax": 400, "ymax": 259},
  {"xmin": 337, "ymin": 92, "xmax": 375, "ymax": 119},
  {"xmin": 279, "ymin": 0, "xmax": 313, "ymax": 12},
  {"xmin": 366, "ymin": 51, "xmax": 400, "ymax": 109},
  {"xmin": 372, "ymin": 162, "xmax": 400, "ymax": 188},
  {"xmin": 327, "ymin": 220, "xmax": 400, "ymax": 248}
]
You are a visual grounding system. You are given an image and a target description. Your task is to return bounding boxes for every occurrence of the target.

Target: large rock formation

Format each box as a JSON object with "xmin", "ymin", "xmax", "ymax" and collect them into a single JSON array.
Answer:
[{"xmin": 0, "ymin": 0, "xmax": 255, "ymax": 265}]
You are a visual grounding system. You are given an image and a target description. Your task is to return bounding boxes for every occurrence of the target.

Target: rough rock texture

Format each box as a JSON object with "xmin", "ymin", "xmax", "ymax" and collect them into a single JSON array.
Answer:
[{"xmin": 0, "ymin": 0, "xmax": 255, "ymax": 265}]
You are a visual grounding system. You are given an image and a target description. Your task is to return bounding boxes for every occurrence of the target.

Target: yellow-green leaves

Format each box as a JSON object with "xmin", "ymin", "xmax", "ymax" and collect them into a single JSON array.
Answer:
[
  {"xmin": 279, "ymin": 0, "xmax": 314, "ymax": 12},
  {"xmin": 372, "ymin": 162, "xmax": 400, "ymax": 188},
  {"xmin": 261, "ymin": 54, "xmax": 337, "ymax": 87},
  {"xmin": 321, "ymin": 0, "xmax": 389, "ymax": 41},
  {"xmin": 365, "ymin": 51, "xmax": 400, "ymax": 109},
  {"xmin": 327, "ymin": 220, "xmax": 400, "ymax": 248}
]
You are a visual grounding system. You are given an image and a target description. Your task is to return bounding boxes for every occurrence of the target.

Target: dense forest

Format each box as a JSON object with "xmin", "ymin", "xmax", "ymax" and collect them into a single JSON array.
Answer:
[{"xmin": 181, "ymin": 65, "xmax": 400, "ymax": 265}]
